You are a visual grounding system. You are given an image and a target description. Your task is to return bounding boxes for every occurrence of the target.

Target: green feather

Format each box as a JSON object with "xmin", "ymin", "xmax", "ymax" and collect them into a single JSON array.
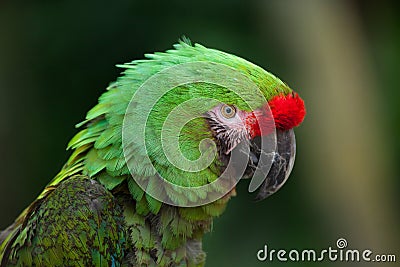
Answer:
[
  {"xmin": 97, "ymin": 172, "xmax": 126, "ymax": 190},
  {"xmin": 127, "ymin": 177, "xmax": 145, "ymax": 201},
  {"xmin": 145, "ymin": 181, "xmax": 162, "ymax": 214}
]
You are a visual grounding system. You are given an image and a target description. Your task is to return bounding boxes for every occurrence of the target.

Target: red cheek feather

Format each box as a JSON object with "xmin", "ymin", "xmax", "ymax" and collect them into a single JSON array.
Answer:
[
  {"xmin": 245, "ymin": 92, "xmax": 306, "ymax": 138},
  {"xmin": 245, "ymin": 109, "xmax": 273, "ymax": 138}
]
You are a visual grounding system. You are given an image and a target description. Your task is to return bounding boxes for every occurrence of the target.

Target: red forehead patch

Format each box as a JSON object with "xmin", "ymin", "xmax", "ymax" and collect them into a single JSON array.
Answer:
[
  {"xmin": 269, "ymin": 92, "xmax": 306, "ymax": 130},
  {"xmin": 245, "ymin": 92, "xmax": 306, "ymax": 137}
]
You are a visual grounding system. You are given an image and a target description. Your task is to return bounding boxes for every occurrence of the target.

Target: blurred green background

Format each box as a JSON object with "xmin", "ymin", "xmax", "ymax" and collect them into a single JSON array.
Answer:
[{"xmin": 0, "ymin": 0, "xmax": 399, "ymax": 266}]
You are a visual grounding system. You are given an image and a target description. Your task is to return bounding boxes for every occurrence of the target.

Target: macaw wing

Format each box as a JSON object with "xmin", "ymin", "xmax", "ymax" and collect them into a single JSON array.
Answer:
[{"xmin": 0, "ymin": 175, "xmax": 126, "ymax": 267}]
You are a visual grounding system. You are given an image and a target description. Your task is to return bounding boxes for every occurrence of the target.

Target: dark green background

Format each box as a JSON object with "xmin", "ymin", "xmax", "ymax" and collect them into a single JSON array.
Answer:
[{"xmin": 0, "ymin": 1, "xmax": 399, "ymax": 266}]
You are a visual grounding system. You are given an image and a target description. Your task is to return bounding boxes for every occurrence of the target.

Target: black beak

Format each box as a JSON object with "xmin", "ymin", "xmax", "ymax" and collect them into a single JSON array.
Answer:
[{"xmin": 246, "ymin": 129, "xmax": 296, "ymax": 201}]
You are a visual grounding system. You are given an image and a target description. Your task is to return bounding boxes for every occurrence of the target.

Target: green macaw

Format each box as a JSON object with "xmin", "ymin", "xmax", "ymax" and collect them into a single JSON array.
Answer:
[{"xmin": 0, "ymin": 39, "xmax": 305, "ymax": 266}]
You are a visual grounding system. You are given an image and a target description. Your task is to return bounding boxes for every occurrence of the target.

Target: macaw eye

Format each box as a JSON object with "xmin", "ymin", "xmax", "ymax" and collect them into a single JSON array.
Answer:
[{"xmin": 220, "ymin": 104, "xmax": 236, "ymax": 119}]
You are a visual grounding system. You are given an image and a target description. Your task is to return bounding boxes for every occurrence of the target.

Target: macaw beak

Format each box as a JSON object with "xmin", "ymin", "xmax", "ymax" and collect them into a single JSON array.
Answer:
[{"xmin": 243, "ymin": 129, "xmax": 296, "ymax": 201}]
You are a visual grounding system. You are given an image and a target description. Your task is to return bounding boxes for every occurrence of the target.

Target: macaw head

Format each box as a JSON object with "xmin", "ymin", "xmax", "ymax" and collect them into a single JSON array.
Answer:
[{"xmin": 205, "ymin": 92, "xmax": 305, "ymax": 200}]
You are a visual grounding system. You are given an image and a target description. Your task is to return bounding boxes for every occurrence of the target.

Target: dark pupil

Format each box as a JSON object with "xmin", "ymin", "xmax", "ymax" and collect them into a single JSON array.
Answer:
[{"xmin": 225, "ymin": 106, "xmax": 232, "ymax": 114}]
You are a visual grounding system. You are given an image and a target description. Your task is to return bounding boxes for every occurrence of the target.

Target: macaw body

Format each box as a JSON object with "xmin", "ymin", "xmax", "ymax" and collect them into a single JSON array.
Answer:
[{"xmin": 0, "ymin": 40, "xmax": 305, "ymax": 266}]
